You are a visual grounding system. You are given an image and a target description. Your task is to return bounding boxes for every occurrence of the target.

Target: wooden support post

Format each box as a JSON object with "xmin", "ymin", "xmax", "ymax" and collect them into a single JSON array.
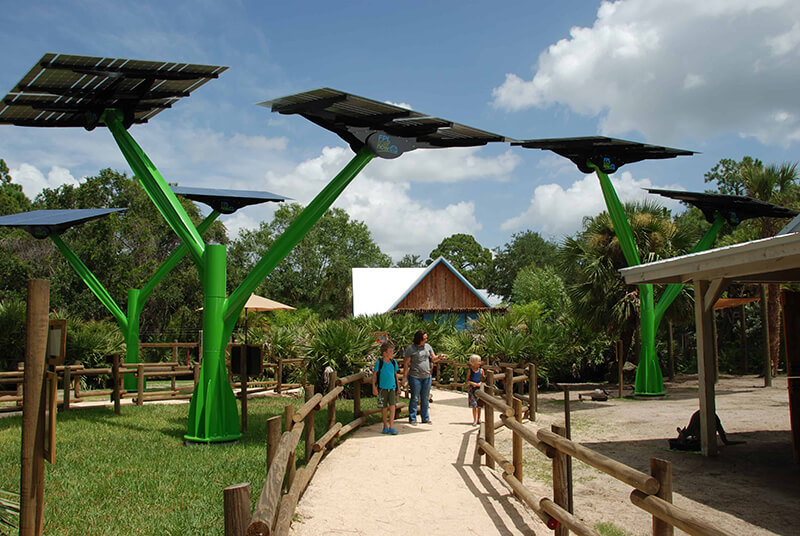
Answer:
[
  {"xmin": 283, "ymin": 404, "xmax": 296, "ymax": 491},
  {"xmin": 62, "ymin": 366, "xmax": 70, "ymax": 411},
  {"xmin": 240, "ymin": 351, "xmax": 248, "ymax": 434},
  {"xmin": 617, "ymin": 340, "xmax": 624, "ymax": 399},
  {"xmin": 223, "ymin": 482, "xmax": 250, "ymax": 536},
  {"xmin": 304, "ymin": 385, "xmax": 315, "ymax": 463},
  {"xmin": 353, "ymin": 377, "xmax": 362, "ymax": 419},
  {"xmin": 73, "ymin": 367, "xmax": 81, "ymax": 401},
  {"xmin": 20, "ymin": 279, "xmax": 49, "ymax": 536},
  {"xmin": 512, "ymin": 398, "xmax": 523, "ymax": 484},
  {"xmin": 266, "ymin": 415, "xmax": 281, "ymax": 471},
  {"xmin": 694, "ymin": 280, "xmax": 719, "ymax": 456},
  {"xmin": 651, "ymin": 458, "xmax": 673, "ymax": 536},
  {"xmin": 552, "ymin": 424, "xmax": 570, "ymax": 536},
  {"xmin": 170, "ymin": 362, "xmax": 177, "ymax": 392},
  {"xmin": 484, "ymin": 372, "xmax": 495, "ymax": 470},
  {"xmin": 527, "ymin": 363, "xmax": 536, "ymax": 421},
  {"xmin": 504, "ymin": 366, "xmax": 513, "ymax": 408},
  {"xmin": 436, "ymin": 360, "xmax": 441, "ymax": 386},
  {"xmin": 172, "ymin": 340, "xmax": 178, "ymax": 363},
  {"xmin": 137, "ymin": 364, "xmax": 144, "ymax": 406},
  {"xmin": 112, "ymin": 354, "xmax": 121, "ymax": 416},
  {"xmin": 327, "ymin": 371, "xmax": 337, "ymax": 432}
]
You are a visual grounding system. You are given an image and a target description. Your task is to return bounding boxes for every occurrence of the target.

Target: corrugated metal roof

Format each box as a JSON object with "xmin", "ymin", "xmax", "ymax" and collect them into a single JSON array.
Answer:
[{"xmin": 352, "ymin": 267, "xmax": 424, "ymax": 316}]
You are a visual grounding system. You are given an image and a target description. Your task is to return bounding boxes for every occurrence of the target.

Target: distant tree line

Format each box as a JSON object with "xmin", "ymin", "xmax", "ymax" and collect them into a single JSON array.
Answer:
[{"xmin": 0, "ymin": 157, "xmax": 797, "ymax": 382}]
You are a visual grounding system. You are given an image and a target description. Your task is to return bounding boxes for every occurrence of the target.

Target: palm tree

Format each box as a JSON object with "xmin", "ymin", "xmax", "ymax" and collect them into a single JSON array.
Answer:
[
  {"xmin": 560, "ymin": 201, "xmax": 692, "ymax": 365},
  {"xmin": 740, "ymin": 161, "xmax": 800, "ymax": 375}
]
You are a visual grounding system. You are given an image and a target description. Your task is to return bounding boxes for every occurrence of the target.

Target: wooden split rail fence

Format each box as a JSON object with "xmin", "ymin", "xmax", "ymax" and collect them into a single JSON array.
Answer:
[
  {"xmin": 2, "ymin": 343, "xmax": 310, "ymax": 416},
  {"xmin": 476, "ymin": 381, "xmax": 732, "ymax": 536},
  {"xmin": 224, "ymin": 368, "xmax": 409, "ymax": 536}
]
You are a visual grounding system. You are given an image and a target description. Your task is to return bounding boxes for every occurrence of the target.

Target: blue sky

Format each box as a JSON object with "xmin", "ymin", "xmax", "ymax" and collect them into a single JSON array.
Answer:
[{"xmin": 1, "ymin": 0, "xmax": 799, "ymax": 260}]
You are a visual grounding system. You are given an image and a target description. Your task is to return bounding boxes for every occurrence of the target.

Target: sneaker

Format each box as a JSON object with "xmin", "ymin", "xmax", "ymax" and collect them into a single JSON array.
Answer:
[
  {"xmin": 389, "ymin": 428, "xmax": 399, "ymax": 435},
  {"xmin": 477, "ymin": 420, "xmax": 481, "ymax": 425},
  {"xmin": 381, "ymin": 427, "xmax": 390, "ymax": 434},
  {"xmin": 423, "ymin": 420, "xmax": 433, "ymax": 425},
  {"xmin": 472, "ymin": 421, "xmax": 478, "ymax": 426},
  {"xmin": 409, "ymin": 420, "xmax": 418, "ymax": 426}
]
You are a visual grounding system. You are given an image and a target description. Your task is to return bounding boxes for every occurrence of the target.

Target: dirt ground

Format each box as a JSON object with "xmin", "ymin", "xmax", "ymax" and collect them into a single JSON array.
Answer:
[{"xmin": 290, "ymin": 375, "xmax": 799, "ymax": 536}]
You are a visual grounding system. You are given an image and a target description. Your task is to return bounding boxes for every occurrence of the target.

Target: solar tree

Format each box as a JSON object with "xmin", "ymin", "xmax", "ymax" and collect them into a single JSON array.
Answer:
[
  {"xmin": 1, "ymin": 55, "xmax": 507, "ymax": 442},
  {"xmin": 0, "ymin": 187, "xmax": 286, "ymax": 392},
  {"xmin": 513, "ymin": 137, "xmax": 797, "ymax": 396}
]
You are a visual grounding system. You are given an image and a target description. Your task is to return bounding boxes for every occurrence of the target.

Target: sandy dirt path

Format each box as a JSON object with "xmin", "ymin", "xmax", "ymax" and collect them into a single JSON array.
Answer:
[
  {"xmin": 291, "ymin": 376, "xmax": 798, "ymax": 536},
  {"xmin": 290, "ymin": 388, "xmax": 546, "ymax": 536}
]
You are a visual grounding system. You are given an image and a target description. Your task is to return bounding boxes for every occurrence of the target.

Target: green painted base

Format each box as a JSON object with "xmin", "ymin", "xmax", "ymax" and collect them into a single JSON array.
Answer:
[
  {"xmin": 183, "ymin": 434, "xmax": 242, "ymax": 444},
  {"xmin": 633, "ymin": 392, "xmax": 666, "ymax": 398}
]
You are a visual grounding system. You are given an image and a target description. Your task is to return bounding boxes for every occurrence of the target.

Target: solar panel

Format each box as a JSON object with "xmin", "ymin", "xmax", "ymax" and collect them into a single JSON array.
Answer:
[
  {"xmin": 258, "ymin": 88, "xmax": 508, "ymax": 158},
  {"xmin": 0, "ymin": 53, "xmax": 226, "ymax": 129},
  {"xmin": 0, "ymin": 208, "xmax": 126, "ymax": 238},
  {"xmin": 647, "ymin": 188, "xmax": 798, "ymax": 225},
  {"xmin": 171, "ymin": 186, "xmax": 289, "ymax": 214},
  {"xmin": 513, "ymin": 136, "xmax": 695, "ymax": 174}
]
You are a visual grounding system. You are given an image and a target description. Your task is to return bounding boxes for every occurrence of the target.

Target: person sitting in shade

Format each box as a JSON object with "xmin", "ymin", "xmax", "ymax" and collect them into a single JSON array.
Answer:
[{"xmin": 373, "ymin": 341, "xmax": 400, "ymax": 435}]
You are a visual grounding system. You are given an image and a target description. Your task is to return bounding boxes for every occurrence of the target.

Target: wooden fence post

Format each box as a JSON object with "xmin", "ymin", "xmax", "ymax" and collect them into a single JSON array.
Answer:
[
  {"xmin": 240, "ymin": 352, "xmax": 248, "ymax": 433},
  {"xmin": 16, "ymin": 362, "xmax": 24, "ymax": 408},
  {"xmin": 353, "ymin": 377, "xmax": 362, "ymax": 419},
  {"xmin": 617, "ymin": 340, "xmax": 624, "ymax": 399},
  {"xmin": 527, "ymin": 363, "xmax": 536, "ymax": 421},
  {"xmin": 193, "ymin": 361, "xmax": 200, "ymax": 390},
  {"xmin": 304, "ymin": 385, "xmax": 315, "ymax": 463},
  {"xmin": 651, "ymin": 458, "xmax": 673, "ymax": 536},
  {"xmin": 485, "ymin": 371, "xmax": 495, "ymax": 470},
  {"xmin": 504, "ymin": 366, "xmax": 513, "ymax": 408},
  {"xmin": 276, "ymin": 357, "xmax": 283, "ymax": 394},
  {"xmin": 223, "ymin": 482, "xmax": 250, "ymax": 536},
  {"xmin": 284, "ymin": 405, "xmax": 296, "ymax": 491},
  {"xmin": 62, "ymin": 366, "xmax": 71, "ymax": 411},
  {"xmin": 327, "ymin": 371, "xmax": 337, "ymax": 432},
  {"xmin": 266, "ymin": 416, "xmax": 282, "ymax": 471},
  {"xmin": 112, "ymin": 354, "xmax": 121, "ymax": 416},
  {"xmin": 137, "ymin": 364, "xmax": 145, "ymax": 406},
  {"xmin": 20, "ymin": 279, "xmax": 49, "ymax": 536},
  {"xmin": 552, "ymin": 423, "xmax": 570, "ymax": 536},
  {"xmin": 513, "ymin": 398, "xmax": 523, "ymax": 485}
]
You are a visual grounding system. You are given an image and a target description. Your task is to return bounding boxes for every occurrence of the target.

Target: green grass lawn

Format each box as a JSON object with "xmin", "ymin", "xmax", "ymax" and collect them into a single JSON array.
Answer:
[{"xmin": 0, "ymin": 393, "xmax": 387, "ymax": 535}]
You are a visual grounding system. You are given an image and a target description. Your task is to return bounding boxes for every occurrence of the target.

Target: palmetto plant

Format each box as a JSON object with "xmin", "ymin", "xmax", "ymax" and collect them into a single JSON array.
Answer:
[
  {"xmin": 440, "ymin": 330, "xmax": 478, "ymax": 362},
  {"xmin": 484, "ymin": 330, "xmax": 532, "ymax": 364},
  {"xmin": 66, "ymin": 319, "xmax": 125, "ymax": 388},
  {"xmin": 0, "ymin": 488, "xmax": 19, "ymax": 535},
  {"xmin": 0, "ymin": 298, "xmax": 26, "ymax": 371},
  {"xmin": 303, "ymin": 319, "xmax": 376, "ymax": 393}
]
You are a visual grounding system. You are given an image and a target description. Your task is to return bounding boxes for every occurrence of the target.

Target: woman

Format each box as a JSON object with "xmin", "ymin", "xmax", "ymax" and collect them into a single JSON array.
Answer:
[{"xmin": 402, "ymin": 329, "xmax": 446, "ymax": 424}]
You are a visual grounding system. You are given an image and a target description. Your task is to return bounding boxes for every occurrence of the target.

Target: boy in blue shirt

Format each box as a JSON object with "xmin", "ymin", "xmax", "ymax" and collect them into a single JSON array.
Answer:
[{"xmin": 372, "ymin": 341, "xmax": 400, "ymax": 435}]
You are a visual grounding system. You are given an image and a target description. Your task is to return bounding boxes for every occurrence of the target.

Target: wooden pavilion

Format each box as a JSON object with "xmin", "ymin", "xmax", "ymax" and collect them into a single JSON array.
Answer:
[{"xmin": 621, "ymin": 232, "xmax": 800, "ymax": 460}]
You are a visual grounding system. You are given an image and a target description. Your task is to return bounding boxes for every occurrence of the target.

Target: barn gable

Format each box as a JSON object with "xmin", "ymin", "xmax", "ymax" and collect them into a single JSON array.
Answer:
[{"xmin": 391, "ymin": 257, "xmax": 490, "ymax": 312}]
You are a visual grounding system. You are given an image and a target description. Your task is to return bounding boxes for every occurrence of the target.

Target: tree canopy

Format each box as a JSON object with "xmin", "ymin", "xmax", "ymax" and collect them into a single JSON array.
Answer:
[
  {"xmin": 428, "ymin": 233, "xmax": 492, "ymax": 288},
  {"xmin": 488, "ymin": 230, "xmax": 558, "ymax": 300}
]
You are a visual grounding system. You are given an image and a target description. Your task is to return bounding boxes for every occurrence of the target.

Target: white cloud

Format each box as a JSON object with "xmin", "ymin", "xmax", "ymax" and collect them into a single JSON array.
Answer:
[
  {"xmin": 259, "ymin": 146, "xmax": 484, "ymax": 259},
  {"xmin": 501, "ymin": 170, "xmax": 685, "ymax": 237},
  {"xmin": 10, "ymin": 164, "xmax": 79, "ymax": 198},
  {"xmin": 492, "ymin": 0, "xmax": 800, "ymax": 146},
  {"xmin": 368, "ymin": 147, "xmax": 521, "ymax": 183}
]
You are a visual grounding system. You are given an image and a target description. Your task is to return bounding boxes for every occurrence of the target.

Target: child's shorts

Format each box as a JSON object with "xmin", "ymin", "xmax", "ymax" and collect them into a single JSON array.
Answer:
[
  {"xmin": 468, "ymin": 386, "xmax": 484, "ymax": 409},
  {"xmin": 378, "ymin": 388, "xmax": 397, "ymax": 408}
]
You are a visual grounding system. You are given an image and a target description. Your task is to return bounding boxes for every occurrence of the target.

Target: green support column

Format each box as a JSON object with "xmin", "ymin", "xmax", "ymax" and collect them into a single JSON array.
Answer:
[
  {"xmin": 185, "ymin": 244, "xmax": 241, "ymax": 443},
  {"xmin": 590, "ymin": 163, "xmax": 664, "ymax": 395},
  {"xmin": 125, "ymin": 289, "xmax": 142, "ymax": 391}
]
